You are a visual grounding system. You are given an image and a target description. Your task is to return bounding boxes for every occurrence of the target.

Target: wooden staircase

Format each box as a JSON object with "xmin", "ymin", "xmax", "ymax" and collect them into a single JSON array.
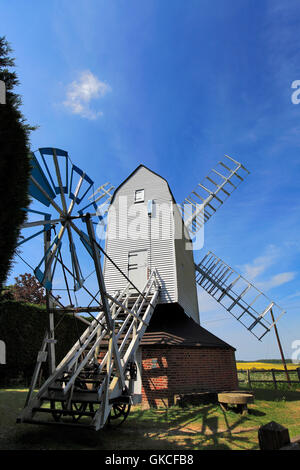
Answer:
[{"xmin": 17, "ymin": 271, "xmax": 160, "ymax": 430}]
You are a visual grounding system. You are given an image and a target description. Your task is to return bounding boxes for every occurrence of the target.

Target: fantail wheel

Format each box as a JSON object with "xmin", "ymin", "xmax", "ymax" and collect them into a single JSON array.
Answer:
[{"xmin": 17, "ymin": 147, "xmax": 114, "ymax": 312}]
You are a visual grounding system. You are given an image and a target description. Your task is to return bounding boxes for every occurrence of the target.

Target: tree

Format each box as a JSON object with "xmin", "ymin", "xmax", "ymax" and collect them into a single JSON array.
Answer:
[
  {"xmin": 10, "ymin": 273, "xmax": 46, "ymax": 305},
  {"xmin": 0, "ymin": 36, "xmax": 36, "ymax": 289}
]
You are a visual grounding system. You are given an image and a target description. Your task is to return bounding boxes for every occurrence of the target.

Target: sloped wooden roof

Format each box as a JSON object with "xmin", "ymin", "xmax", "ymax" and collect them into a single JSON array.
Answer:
[
  {"xmin": 140, "ymin": 304, "xmax": 235, "ymax": 350},
  {"xmin": 110, "ymin": 164, "xmax": 177, "ymax": 205}
]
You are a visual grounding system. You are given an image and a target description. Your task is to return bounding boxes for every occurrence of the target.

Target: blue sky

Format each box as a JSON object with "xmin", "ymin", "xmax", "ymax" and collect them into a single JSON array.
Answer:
[{"xmin": 3, "ymin": 0, "xmax": 300, "ymax": 360}]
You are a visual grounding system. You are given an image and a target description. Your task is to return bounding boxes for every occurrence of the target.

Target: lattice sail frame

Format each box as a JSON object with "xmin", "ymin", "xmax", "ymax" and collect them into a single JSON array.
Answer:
[
  {"xmin": 195, "ymin": 251, "xmax": 286, "ymax": 340},
  {"xmin": 181, "ymin": 155, "xmax": 250, "ymax": 236}
]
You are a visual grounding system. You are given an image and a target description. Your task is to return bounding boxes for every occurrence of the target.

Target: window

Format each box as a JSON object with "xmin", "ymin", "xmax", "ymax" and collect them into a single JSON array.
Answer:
[{"xmin": 135, "ymin": 189, "xmax": 144, "ymax": 203}]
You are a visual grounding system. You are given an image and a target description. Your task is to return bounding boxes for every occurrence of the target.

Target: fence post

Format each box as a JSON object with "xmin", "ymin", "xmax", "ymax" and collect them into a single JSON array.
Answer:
[
  {"xmin": 247, "ymin": 369, "xmax": 252, "ymax": 389},
  {"xmin": 271, "ymin": 369, "xmax": 277, "ymax": 390}
]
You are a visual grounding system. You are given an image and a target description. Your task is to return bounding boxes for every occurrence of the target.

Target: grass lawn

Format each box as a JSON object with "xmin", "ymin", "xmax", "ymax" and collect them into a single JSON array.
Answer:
[{"xmin": 0, "ymin": 387, "xmax": 300, "ymax": 450}]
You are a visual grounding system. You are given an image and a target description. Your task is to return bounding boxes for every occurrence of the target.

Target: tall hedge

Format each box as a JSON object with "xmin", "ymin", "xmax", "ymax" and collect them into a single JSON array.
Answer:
[
  {"xmin": 0, "ymin": 300, "xmax": 86, "ymax": 385},
  {"xmin": 0, "ymin": 36, "xmax": 34, "ymax": 288}
]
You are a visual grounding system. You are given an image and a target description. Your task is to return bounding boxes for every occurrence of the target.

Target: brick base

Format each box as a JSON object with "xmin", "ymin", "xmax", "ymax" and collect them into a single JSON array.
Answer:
[{"xmin": 141, "ymin": 346, "xmax": 238, "ymax": 408}]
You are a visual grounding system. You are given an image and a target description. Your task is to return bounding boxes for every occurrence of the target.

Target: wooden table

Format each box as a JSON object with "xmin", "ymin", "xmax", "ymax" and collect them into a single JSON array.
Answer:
[{"xmin": 218, "ymin": 392, "xmax": 254, "ymax": 415}]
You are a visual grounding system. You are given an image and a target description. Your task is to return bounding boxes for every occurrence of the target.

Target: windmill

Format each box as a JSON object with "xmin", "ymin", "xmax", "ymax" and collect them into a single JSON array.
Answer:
[{"xmin": 16, "ymin": 148, "xmax": 287, "ymax": 430}]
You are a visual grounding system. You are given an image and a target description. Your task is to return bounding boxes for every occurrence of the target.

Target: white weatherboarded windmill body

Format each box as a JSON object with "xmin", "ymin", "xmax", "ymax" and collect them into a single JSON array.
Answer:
[
  {"xmin": 16, "ymin": 148, "xmax": 287, "ymax": 430},
  {"xmin": 103, "ymin": 165, "xmax": 199, "ymax": 323}
]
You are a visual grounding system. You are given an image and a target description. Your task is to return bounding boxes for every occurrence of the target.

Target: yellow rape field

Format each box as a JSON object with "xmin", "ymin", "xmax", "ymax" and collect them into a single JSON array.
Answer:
[{"xmin": 236, "ymin": 362, "xmax": 299, "ymax": 370}]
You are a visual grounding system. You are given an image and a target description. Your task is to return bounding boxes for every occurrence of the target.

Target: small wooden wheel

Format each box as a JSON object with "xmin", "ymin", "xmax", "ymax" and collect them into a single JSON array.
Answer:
[{"xmin": 108, "ymin": 402, "xmax": 131, "ymax": 426}]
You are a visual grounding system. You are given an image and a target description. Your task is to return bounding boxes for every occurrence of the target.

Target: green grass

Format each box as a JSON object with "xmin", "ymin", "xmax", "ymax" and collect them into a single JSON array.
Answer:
[{"xmin": 1, "ymin": 387, "xmax": 300, "ymax": 450}]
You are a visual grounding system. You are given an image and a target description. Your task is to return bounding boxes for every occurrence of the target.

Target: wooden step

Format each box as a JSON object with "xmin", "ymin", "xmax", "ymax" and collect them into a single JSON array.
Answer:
[
  {"xmin": 48, "ymin": 386, "xmax": 100, "ymax": 394},
  {"xmin": 33, "ymin": 407, "xmax": 96, "ymax": 418},
  {"xmin": 55, "ymin": 377, "xmax": 104, "ymax": 384},
  {"xmin": 41, "ymin": 392, "xmax": 100, "ymax": 403}
]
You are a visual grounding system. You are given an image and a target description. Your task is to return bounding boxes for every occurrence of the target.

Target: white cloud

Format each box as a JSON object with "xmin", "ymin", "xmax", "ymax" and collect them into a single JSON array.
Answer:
[
  {"xmin": 256, "ymin": 272, "xmax": 297, "ymax": 291},
  {"xmin": 238, "ymin": 245, "xmax": 279, "ymax": 280},
  {"xmin": 237, "ymin": 245, "xmax": 297, "ymax": 292},
  {"xmin": 63, "ymin": 70, "xmax": 111, "ymax": 119}
]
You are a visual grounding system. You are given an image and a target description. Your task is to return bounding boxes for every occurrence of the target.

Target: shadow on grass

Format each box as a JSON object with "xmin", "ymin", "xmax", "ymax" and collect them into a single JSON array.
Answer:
[
  {"xmin": 0, "ymin": 388, "xmax": 272, "ymax": 450},
  {"xmin": 13, "ymin": 423, "xmax": 241, "ymax": 450},
  {"xmin": 127, "ymin": 403, "xmax": 258, "ymax": 450},
  {"xmin": 246, "ymin": 409, "xmax": 265, "ymax": 417}
]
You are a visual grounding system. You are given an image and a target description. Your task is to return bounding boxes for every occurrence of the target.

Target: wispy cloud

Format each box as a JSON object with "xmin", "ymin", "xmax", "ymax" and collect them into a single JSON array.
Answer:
[
  {"xmin": 256, "ymin": 272, "xmax": 297, "ymax": 290},
  {"xmin": 238, "ymin": 244, "xmax": 279, "ymax": 280},
  {"xmin": 283, "ymin": 290, "xmax": 300, "ymax": 301},
  {"xmin": 238, "ymin": 244, "xmax": 297, "ymax": 292},
  {"xmin": 63, "ymin": 70, "xmax": 111, "ymax": 119}
]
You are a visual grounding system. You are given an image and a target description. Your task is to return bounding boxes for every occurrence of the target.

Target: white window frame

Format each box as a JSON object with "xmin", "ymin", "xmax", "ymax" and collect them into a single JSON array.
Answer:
[{"xmin": 135, "ymin": 189, "xmax": 144, "ymax": 203}]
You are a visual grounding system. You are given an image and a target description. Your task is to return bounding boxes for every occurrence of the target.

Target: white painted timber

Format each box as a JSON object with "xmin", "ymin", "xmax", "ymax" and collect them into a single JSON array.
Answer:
[{"xmin": 103, "ymin": 165, "xmax": 200, "ymax": 323}]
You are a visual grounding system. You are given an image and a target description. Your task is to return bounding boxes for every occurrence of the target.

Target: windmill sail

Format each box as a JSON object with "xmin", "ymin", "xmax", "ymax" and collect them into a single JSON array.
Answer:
[
  {"xmin": 195, "ymin": 251, "xmax": 286, "ymax": 340},
  {"xmin": 181, "ymin": 155, "xmax": 250, "ymax": 235},
  {"xmin": 78, "ymin": 182, "xmax": 114, "ymax": 221}
]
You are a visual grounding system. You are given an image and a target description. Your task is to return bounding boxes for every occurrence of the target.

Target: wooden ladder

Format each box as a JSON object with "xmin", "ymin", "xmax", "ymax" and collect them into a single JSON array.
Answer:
[{"xmin": 17, "ymin": 271, "xmax": 160, "ymax": 430}]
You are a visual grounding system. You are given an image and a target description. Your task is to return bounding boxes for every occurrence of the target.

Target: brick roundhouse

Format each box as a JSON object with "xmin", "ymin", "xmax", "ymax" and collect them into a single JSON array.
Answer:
[{"xmin": 137, "ymin": 305, "xmax": 238, "ymax": 408}]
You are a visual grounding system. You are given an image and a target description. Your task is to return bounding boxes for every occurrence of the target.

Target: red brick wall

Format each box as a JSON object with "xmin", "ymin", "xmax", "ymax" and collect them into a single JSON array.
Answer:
[{"xmin": 141, "ymin": 346, "xmax": 238, "ymax": 407}]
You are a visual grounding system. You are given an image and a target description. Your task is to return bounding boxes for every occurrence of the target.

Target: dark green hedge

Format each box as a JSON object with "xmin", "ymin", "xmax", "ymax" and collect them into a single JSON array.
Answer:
[
  {"xmin": 0, "ymin": 300, "xmax": 86, "ymax": 385},
  {"xmin": 0, "ymin": 37, "xmax": 32, "ymax": 288}
]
